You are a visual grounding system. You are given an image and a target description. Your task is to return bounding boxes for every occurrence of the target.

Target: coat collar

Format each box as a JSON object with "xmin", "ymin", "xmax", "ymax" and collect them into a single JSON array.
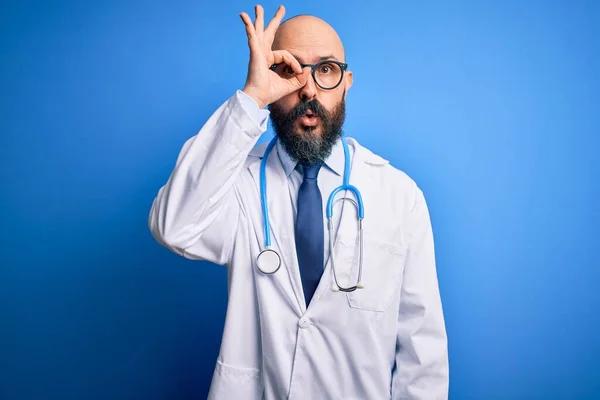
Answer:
[
  {"xmin": 248, "ymin": 136, "xmax": 389, "ymax": 168},
  {"xmin": 275, "ymin": 137, "xmax": 346, "ymax": 177}
]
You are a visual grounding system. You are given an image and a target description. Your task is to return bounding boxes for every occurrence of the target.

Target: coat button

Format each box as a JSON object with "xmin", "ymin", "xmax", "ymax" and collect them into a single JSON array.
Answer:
[{"xmin": 298, "ymin": 318, "xmax": 310, "ymax": 329}]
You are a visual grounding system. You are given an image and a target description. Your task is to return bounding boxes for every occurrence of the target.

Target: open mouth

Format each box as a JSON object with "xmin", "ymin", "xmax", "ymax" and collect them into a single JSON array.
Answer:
[{"xmin": 300, "ymin": 110, "xmax": 319, "ymax": 126}]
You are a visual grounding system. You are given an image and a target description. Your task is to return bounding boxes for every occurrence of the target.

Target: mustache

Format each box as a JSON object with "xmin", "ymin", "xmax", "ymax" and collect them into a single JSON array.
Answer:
[
  {"xmin": 268, "ymin": 97, "xmax": 346, "ymax": 166},
  {"xmin": 287, "ymin": 99, "xmax": 329, "ymax": 122}
]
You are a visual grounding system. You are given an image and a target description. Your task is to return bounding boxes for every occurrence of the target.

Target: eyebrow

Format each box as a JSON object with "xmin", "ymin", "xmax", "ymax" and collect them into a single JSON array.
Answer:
[
  {"xmin": 290, "ymin": 54, "xmax": 341, "ymax": 64},
  {"xmin": 317, "ymin": 55, "xmax": 340, "ymax": 62}
]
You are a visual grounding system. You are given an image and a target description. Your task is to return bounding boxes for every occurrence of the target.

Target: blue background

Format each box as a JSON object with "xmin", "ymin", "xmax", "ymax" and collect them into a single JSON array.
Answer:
[{"xmin": 1, "ymin": 0, "xmax": 599, "ymax": 398}]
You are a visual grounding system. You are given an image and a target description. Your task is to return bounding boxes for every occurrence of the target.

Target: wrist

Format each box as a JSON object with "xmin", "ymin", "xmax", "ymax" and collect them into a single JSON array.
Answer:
[{"xmin": 242, "ymin": 87, "xmax": 268, "ymax": 109}]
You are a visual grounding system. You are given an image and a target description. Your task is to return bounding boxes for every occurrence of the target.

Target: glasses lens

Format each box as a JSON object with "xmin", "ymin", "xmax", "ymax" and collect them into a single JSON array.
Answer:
[
  {"xmin": 314, "ymin": 62, "xmax": 343, "ymax": 89},
  {"xmin": 272, "ymin": 62, "xmax": 344, "ymax": 90}
]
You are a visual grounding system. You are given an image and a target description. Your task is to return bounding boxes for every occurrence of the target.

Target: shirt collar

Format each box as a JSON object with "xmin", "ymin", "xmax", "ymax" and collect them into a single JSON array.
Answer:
[{"xmin": 276, "ymin": 137, "xmax": 346, "ymax": 177}]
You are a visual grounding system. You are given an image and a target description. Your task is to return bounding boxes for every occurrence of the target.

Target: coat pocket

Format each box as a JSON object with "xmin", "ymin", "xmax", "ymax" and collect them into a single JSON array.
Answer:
[
  {"xmin": 208, "ymin": 360, "xmax": 263, "ymax": 400},
  {"xmin": 334, "ymin": 233, "xmax": 406, "ymax": 312}
]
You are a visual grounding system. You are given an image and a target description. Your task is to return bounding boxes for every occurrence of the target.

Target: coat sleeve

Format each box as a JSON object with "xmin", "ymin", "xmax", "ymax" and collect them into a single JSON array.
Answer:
[
  {"xmin": 391, "ymin": 186, "xmax": 449, "ymax": 399},
  {"xmin": 148, "ymin": 90, "xmax": 269, "ymax": 265}
]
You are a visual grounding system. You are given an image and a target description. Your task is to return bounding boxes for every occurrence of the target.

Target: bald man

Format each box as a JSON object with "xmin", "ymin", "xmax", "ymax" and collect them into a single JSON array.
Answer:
[{"xmin": 149, "ymin": 5, "xmax": 448, "ymax": 399}]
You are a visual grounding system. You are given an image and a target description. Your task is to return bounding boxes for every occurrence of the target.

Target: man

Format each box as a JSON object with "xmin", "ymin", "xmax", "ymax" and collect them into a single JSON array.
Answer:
[{"xmin": 149, "ymin": 5, "xmax": 448, "ymax": 399}]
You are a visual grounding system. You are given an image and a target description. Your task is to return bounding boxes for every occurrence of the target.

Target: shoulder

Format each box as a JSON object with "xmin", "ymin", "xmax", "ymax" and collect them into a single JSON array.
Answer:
[
  {"xmin": 241, "ymin": 140, "xmax": 269, "ymax": 169},
  {"xmin": 349, "ymin": 137, "xmax": 419, "ymax": 194},
  {"xmin": 248, "ymin": 140, "xmax": 269, "ymax": 159}
]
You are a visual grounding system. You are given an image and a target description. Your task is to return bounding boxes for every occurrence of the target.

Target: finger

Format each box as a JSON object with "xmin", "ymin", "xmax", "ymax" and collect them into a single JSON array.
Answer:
[
  {"xmin": 294, "ymin": 68, "xmax": 311, "ymax": 87},
  {"xmin": 272, "ymin": 50, "xmax": 302, "ymax": 74},
  {"xmin": 239, "ymin": 12, "xmax": 256, "ymax": 39},
  {"xmin": 254, "ymin": 5, "xmax": 264, "ymax": 33},
  {"xmin": 282, "ymin": 69, "xmax": 311, "ymax": 95},
  {"xmin": 264, "ymin": 5, "xmax": 286, "ymax": 37}
]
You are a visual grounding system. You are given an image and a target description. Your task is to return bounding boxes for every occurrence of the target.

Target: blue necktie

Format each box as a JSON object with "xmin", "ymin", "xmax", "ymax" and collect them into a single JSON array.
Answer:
[{"xmin": 295, "ymin": 163, "xmax": 324, "ymax": 307}]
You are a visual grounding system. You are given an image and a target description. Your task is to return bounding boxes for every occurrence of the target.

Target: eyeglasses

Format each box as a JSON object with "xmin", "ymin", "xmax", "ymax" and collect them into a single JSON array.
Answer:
[{"xmin": 269, "ymin": 60, "xmax": 348, "ymax": 90}]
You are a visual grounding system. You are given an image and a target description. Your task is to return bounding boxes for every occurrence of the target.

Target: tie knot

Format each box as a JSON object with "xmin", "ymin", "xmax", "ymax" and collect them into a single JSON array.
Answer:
[{"xmin": 302, "ymin": 163, "xmax": 322, "ymax": 180}]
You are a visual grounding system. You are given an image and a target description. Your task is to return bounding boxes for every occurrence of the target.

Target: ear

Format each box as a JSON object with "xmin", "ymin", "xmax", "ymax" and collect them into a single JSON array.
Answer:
[{"xmin": 344, "ymin": 70, "xmax": 353, "ymax": 99}]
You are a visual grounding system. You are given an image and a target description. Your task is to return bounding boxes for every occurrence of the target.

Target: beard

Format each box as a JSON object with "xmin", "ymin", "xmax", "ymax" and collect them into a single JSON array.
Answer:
[{"xmin": 268, "ymin": 95, "xmax": 346, "ymax": 167}]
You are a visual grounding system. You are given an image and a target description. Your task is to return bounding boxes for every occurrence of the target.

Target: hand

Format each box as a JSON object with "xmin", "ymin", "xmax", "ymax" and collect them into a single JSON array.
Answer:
[{"xmin": 240, "ymin": 5, "xmax": 308, "ymax": 109}]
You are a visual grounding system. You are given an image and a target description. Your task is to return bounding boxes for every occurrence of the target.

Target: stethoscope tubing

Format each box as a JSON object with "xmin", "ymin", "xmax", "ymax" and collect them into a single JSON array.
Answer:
[{"xmin": 257, "ymin": 136, "xmax": 365, "ymax": 292}]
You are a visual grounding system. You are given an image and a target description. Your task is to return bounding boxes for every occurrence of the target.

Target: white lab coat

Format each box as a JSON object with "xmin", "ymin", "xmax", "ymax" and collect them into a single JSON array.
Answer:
[{"xmin": 148, "ymin": 91, "xmax": 449, "ymax": 399}]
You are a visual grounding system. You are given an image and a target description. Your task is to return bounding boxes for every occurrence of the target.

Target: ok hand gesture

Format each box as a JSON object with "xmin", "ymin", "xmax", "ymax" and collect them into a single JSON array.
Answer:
[{"xmin": 240, "ymin": 5, "xmax": 309, "ymax": 109}]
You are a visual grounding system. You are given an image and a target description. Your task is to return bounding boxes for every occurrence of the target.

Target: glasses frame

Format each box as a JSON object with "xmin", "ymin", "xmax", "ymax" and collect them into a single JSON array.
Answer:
[{"xmin": 269, "ymin": 60, "xmax": 348, "ymax": 90}]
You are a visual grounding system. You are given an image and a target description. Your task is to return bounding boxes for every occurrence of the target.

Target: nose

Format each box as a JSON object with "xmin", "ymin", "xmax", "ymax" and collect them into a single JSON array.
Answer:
[{"xmin": 299, "ymin": 68, "xmax": 318, "ymax": 102}]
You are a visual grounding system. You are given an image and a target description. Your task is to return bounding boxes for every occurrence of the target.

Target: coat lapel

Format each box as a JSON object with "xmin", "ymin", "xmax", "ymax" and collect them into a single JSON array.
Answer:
[
  {"xmin": 248, "ymin": 141, "xmax": 305, "ymax": 314},
  {"xmin": 310, "ymin": 138, "xmax": 371, "ymax": 301},
  {"xmin": 312, "ymin": 137, "xmax": 391, "ymax": 300}
]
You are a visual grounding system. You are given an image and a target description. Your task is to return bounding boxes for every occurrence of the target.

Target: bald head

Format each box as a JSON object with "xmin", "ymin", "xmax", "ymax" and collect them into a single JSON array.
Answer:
[{"xmin": 273, "ymin": 15, "xmax": 346, "ymax": 63}]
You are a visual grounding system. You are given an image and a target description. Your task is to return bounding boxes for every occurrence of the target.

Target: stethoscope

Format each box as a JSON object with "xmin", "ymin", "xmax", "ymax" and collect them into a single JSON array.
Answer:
[{"xmin": 255, "ymin": 136, "xmax": 365, "ymax": 292}]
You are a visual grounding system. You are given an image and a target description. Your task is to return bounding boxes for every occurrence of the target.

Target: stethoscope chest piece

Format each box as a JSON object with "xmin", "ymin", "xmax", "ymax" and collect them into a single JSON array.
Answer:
[{"xmin": 256, "ymin": 248, "xmax": 281, "ymax": 274}]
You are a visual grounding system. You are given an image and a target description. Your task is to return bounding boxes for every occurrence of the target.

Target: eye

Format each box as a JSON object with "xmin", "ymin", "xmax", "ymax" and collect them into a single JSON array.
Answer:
[
  {"xmin": 318, "ymin": 63, "xmax": 334, "ymax": 74},
  {"xmin": 282, "ymin": 65, "xmax": 295, "ymax": 76}
]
